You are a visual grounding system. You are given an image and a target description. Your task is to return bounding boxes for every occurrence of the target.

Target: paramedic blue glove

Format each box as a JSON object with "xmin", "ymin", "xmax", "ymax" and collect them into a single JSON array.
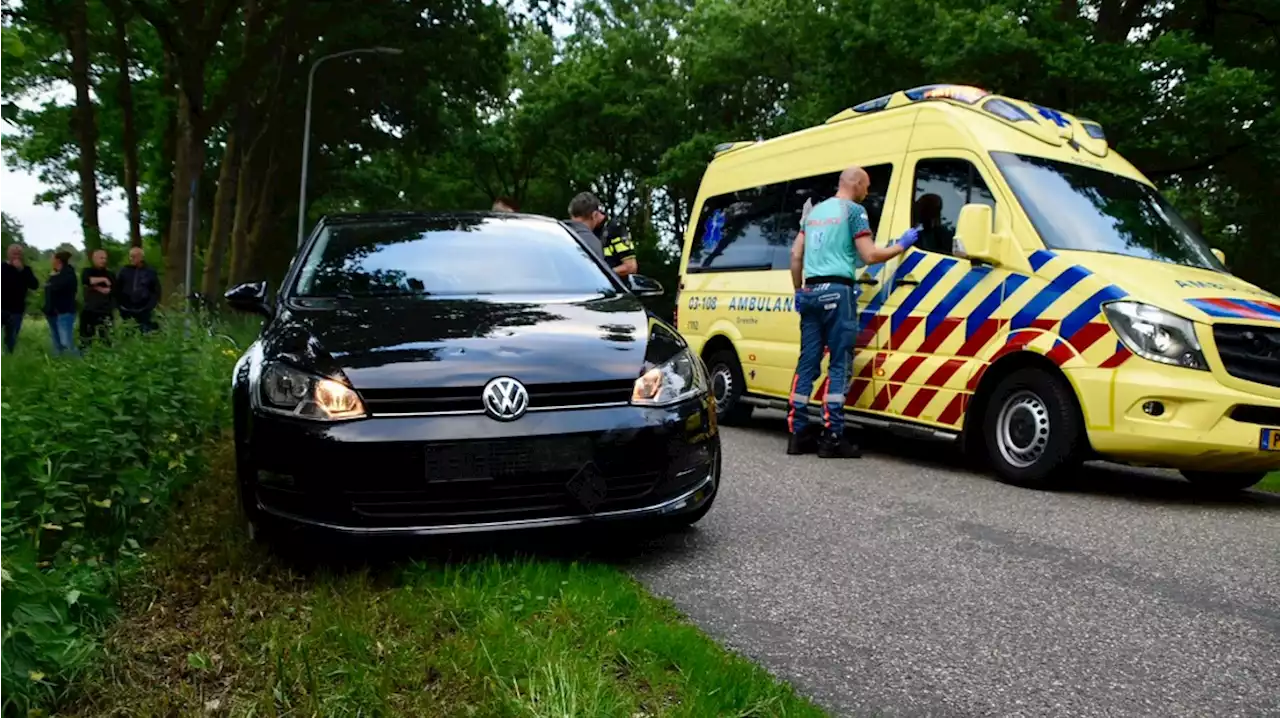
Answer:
[
  {"xmin": 794, "ymin": 287, "xmax": 806, "ymax": 312},
  {"xmin": 896, "ymin": 226, "xmax": 921, "ymax": 251}
]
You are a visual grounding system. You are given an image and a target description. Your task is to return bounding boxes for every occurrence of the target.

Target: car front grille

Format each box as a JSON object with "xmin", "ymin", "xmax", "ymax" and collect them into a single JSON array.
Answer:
[
  {"xmin": 1212, "ymin": 324, "xmax": 1280, "ymax": 389},
  {"xmin": 359, "ymin": 379, "xmax": 635, "ymax": 416}
]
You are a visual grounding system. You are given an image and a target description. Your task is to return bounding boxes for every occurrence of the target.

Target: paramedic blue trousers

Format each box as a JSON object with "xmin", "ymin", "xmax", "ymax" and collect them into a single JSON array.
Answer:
[{"xmin": 788, "ymin": 282, "xmax": 857, "ymax": 437}]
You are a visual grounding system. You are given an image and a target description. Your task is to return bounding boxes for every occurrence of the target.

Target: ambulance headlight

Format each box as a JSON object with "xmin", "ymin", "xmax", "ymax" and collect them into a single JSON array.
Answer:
[{"xmin": 1103, "ymin": 301, "xmax": 1207, "ymax": 371}]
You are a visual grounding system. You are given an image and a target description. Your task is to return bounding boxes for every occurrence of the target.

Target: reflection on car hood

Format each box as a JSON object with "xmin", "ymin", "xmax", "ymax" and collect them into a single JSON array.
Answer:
[{"xmin": 268, "ymin": 293, "xmax": 649, "ymax": 390}]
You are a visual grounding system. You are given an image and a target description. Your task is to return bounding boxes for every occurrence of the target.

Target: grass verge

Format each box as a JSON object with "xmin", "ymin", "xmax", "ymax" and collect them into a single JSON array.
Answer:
[
  {"xmin": 64, "ymin": 441, "xmax": 825, "ymax": 717},
  {"xmin": 1257, "ymin": 472, "xmax": 1280, "ymax": 494}
]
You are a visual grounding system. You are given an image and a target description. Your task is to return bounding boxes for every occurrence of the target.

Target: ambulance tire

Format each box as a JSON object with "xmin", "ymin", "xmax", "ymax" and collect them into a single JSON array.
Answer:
[
  {"xmin": 983, "ymin": 368, "xmax": 1084, "ymax": 489},
  {"xmin": 1179, "ymin": 470, "xmax": 1265, "ymax": 494},
  {"xmin": 706, "ymin": 350, "xmax": 753, "ymax": 425}
]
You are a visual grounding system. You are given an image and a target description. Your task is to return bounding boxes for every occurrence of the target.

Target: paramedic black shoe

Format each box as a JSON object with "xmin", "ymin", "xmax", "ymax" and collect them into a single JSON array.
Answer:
[
  {"xmin": 787, "ymin": 427, "xmax": 819, "ymax": 455},
  {"xmin": 818, "ymin": 431, "xmax": 861, "ymax": 459}
]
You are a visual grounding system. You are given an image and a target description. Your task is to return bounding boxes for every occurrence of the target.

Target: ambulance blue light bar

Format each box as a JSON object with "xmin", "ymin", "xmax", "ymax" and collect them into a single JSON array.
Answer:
[
  {"xmin": 1079, "ymin": 120, "xmax": 1106, "ymax": 140},
  {"xmin": 851, "ymin": 93, "xmax": 894, "ymax": 113},
  {"xmin": 983, "ymin": 98, "xmax": 1033, "ymax": 123}
]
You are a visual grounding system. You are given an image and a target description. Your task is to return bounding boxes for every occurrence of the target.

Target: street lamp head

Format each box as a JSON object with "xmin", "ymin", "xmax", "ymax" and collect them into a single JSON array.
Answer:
[{"xmin": 374, "ymin": 47, "xmax": 404, "ymax": 55}]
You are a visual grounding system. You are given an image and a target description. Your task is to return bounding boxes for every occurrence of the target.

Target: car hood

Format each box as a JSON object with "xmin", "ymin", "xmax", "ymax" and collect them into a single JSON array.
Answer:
[
  {"xmin": 265, "ymin": 293, "xmax": 651, "ymax": 390},
  {"xmin": 1054, "ymin": 251, "xmax": 1280, "ymax": 324}
]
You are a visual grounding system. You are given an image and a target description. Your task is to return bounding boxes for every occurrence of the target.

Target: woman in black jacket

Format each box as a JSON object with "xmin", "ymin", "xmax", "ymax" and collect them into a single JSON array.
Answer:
[{"xmin": 44, "ymin": 250, "xmax": 79, "ymax": 356}]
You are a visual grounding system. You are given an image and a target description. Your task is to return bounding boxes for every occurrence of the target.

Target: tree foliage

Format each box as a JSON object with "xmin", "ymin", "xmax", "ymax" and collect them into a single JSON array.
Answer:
[{"xmin": 2, "ymin": 0, "xmax": 1277, "ymax": 305}]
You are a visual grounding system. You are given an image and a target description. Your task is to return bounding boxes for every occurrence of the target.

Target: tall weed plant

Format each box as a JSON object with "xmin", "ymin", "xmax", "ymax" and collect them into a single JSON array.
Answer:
[{"xmin": 1, "ymin": 313, "xmax": 259, "ymax": 714}]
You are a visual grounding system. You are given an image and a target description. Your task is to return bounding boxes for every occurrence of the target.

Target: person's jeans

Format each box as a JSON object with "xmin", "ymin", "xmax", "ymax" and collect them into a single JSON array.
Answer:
[
  {"xmin": 48, "ymin": 313, "xmax": 79, "ymax": 356},
  {"xmin": 2, "ymin": 310, "xmax": 23, "ymax": 353},
  {"xmin": 788, "ymin": 283, "xmax": 858, "ymax": 437}
]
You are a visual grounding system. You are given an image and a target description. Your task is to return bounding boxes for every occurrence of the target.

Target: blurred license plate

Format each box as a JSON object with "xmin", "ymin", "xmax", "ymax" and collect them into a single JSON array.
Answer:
[
  {"xmin": 1260, "ymin": 428, "xmax": 1280, "ymax": 452},
  {"xmin": 425, "ymin": 439, "xmax": 592, "ymax": 482}
]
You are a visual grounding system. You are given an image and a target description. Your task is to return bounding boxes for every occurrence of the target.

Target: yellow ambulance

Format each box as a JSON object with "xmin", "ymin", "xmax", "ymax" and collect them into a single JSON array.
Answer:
[{"xmin": 676, "ymin": 84, "xmax": 1280, "ymax": 491}]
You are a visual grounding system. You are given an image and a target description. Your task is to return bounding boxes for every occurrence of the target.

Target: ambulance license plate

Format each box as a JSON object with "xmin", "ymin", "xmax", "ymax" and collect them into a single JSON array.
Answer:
[{"xmin": 1260, "ymin": 428, "xmax": 1280, "ymax": 451}]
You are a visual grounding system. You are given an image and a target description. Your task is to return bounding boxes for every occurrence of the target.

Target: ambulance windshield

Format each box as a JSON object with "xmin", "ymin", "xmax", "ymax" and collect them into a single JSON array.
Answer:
[{"xmin": 992, "ymin": 152, "xmax": 1225, "ymax": 272}]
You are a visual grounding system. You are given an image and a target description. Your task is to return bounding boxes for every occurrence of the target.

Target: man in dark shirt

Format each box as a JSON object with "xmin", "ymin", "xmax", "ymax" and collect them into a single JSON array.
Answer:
[
  {"xmin": 565, "ymin": 192, "xmax": 609, "ymax": 264},
  {"xmin": 43, "ymin": 250, "xmax": 79, "ymax": 356},
  {"xmin": 2, "ymin": 244, "xmax": 39, "ymax": 353},
  {"xmin": 80, "ymin": 249, "xmax": 115, "ymax": 346},
  {"xmin": 115, "ymin": 246, "xmax": 159, "ymax": 333}
]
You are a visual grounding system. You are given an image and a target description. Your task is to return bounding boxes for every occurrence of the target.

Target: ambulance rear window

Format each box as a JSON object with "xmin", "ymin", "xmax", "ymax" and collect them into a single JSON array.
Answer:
[{"xmin": 992, "ymin": 152, "xmax": 1223, "ymax": 272}]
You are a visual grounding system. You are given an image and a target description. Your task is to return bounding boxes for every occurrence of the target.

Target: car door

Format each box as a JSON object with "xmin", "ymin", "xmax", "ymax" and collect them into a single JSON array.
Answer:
[{"xmin": 873, "ymin": 151, "xmax": 1007, "ymax": 426}]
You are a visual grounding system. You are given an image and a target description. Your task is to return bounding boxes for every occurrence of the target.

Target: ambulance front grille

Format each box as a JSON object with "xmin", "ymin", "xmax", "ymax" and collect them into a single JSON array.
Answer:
[{"xmin": 1213, "ymin": 325, "xmax": 1280, "ymax": 389}]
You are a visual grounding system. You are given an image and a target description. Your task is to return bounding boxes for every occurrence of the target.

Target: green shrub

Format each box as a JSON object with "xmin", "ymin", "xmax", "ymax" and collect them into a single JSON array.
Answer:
[{"xmin": 1, "ymin": 313, "xmax": 258, "ymax": 714}]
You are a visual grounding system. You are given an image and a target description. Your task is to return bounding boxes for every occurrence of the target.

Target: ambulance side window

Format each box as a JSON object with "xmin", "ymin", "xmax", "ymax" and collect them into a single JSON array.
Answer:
[
  {"xmin": 687, "ymin": 184, "xmax": 787, "ymax": 273},
  {"xmin": 912, "ymin": 159, "xmax": 996, "ymax": 256},
  {"xmin": 776, "ymin": 163, "xmax": 895, "ymax": 269}
]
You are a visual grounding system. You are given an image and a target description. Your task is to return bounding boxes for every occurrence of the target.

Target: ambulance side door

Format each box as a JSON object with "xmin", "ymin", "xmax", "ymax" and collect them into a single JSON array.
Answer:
[{"xmin": 877, "ymin": 151, "xmax": 1005, "ymax": 427}]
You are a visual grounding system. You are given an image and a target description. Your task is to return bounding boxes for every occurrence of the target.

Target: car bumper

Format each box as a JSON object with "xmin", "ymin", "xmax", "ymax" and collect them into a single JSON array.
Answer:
[
  {"xmin": 242, "ymin": 396, "xmax": 720, "ymax": 535},
  {"xmin": 1075, "ymin": 362, "xmax": 1280, "ymax": 472}
]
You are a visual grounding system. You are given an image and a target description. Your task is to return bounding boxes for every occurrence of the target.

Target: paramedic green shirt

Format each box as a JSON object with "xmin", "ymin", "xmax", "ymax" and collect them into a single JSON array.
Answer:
[{"xmin": 800, "ymin": 197, "xmax": 871, "ymax": 281}]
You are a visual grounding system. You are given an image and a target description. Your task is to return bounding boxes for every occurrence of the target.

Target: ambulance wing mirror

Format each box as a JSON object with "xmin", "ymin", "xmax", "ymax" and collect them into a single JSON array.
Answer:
[
  {"xmin": 954, "ymin": 204, "xmax": 1024, "ymax": 270},
  {"xmin": 1211, "ymin": 248, "xmax": 1227, "ymax": 266}
]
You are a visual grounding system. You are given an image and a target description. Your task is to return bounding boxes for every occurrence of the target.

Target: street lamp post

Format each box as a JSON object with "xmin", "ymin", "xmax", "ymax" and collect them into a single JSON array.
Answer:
[{"xmin": 296, "ymin": 46, "xmax": 403, "ymax": 248}]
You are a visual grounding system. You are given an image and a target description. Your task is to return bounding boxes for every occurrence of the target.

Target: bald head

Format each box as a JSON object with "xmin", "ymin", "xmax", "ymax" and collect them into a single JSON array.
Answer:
[{"xmin": 837, "ymin": 166, "xmax": 870, "ymax": 202}]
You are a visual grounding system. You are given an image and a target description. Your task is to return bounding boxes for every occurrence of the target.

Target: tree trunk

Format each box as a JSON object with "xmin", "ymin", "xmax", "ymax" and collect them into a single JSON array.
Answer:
[
  {"xmin": 240, "ymin": 150, "xmax": 280, "ymax": 282},
  {"xmin": 163, "ymin": 87, "xmax": 206, "ymax": 300},
  {"xmin": 201, "ymin": 131, "xmax": 240, "ymax": 298},
  {"xmin": 158, "ymin": 50, "xmax": 179, "ymax": 256},
  {"xmin": 104, "ymin": 0, "xmax": 143, "ymax": 247},
  {"xmin": 67, "ymin": 0, "xmax": 101, "ymax": 251},
  {"xmin": 227, "ymin": 158, "xmax": 258, "ymax": 288}
]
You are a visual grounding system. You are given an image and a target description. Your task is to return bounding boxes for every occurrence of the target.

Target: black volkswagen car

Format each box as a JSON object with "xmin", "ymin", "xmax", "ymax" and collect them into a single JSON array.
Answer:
[{"xmin": 224, "ymin": 212, "xmax": 720, "ymax": 539}]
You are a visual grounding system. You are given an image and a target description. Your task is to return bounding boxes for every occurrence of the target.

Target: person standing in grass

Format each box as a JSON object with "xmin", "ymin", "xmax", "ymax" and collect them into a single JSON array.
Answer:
[
  {"xmin": 43, "ymin": 250, "xmax": 79, "ymax": 356},
  {"xmin": 79, "ymin": 248, "xmax": 116, "ymax": 347},
  {"xmin": 116, "ymin": 246, "xmax": 160, "ymax": 333},
  {"xmin": 2, "ymin": 243, "xmax": 38, "ymax": 353}
]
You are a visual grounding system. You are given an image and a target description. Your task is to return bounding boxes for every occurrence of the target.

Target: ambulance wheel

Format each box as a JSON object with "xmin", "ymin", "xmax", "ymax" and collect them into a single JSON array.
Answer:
[
  {"xmin": 706, "ymin": 350, "xmax": 753, "ymax": 425},
  {"xmin": 1180, "ymin": 470, "xmax": 1265, "ymax": 493},
  {"xmin": 982, "ymin": 368, "xmax": 1084, "ymax": 489}
]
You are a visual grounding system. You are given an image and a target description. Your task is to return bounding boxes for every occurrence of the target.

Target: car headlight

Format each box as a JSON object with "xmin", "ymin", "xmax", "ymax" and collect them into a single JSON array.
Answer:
[
  {"xmin": 258, "ymin": 362, "xmax": 366, "ymax": 420},
  {"xmin": 632, "ymin": 348, "xmax": 707, "ymax": 406},
  {"xmin": 1103, "ymin": 301, "xmax": 1207, "ymax": 371}
]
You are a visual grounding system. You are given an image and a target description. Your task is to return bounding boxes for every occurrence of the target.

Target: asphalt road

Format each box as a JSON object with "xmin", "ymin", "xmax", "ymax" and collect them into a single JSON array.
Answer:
[{"xmin": 621, "ymin": 412, "xmax": 1280, "ymax": 718}]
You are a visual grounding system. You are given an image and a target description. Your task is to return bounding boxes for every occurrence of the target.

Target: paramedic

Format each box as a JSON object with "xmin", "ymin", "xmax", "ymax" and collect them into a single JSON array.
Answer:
[{"xmin": 787, "ymin": 165, "xmax": 920, "ymax": 459}]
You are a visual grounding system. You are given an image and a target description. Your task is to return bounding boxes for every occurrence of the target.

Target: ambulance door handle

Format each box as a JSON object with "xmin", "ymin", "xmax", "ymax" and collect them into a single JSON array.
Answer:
[
  {"xmin": 856, "ymin": 275, "xmax": 878, "ymax": 286},
  {"xmin": 895, "ymin": 275, "xmax": 920, "ymax": 287}
]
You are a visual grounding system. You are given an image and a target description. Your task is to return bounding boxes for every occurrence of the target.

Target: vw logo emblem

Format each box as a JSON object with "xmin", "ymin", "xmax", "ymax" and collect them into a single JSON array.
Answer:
[{"xmin": 482, "ymin": 377, "xmax": 529, "ymax": 421}]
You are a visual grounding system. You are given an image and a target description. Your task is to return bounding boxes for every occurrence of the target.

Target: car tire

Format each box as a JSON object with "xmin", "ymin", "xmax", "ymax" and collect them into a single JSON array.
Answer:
[
  {"xmin": 233, "ymin": 435, "xmax": 279, "ymax": 546},
  {"xmin": 706, "ymin": 350, "xmax": 753, "ymax": 425},
  {"xmin": 982, "ymin": 368, "xmax": 1084, "ymax": 489},
  {"xmin": 1180, "ymin": 470, "xmax": 1265, "ymax": 494}
]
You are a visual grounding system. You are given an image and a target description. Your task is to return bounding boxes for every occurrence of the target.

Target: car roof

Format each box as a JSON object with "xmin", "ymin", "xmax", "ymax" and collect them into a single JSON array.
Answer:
[{"xmin": 317, "ymin": 211, "xmax": 566, "ymax": 227}]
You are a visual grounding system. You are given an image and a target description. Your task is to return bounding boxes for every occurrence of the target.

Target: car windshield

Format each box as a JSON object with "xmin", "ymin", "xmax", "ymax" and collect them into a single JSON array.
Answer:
[
  {"xmin": 292, "ymin": 216, "xmax": 616, "ymax": 298},
  {"xmin": 991, "ymin": 152, "xmax": 1224, "ymax": 272}
]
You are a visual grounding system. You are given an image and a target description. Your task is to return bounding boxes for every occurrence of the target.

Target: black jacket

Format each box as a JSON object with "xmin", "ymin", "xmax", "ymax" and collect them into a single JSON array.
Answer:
[
  {"xmin": 2, "ymin": 262, "xmax": 39, "ymax": 312},
  {"xmin": 43, "ymin": 265, "xmax": 78, "ymax": 316},
  {"xmin": 81, "ymin": 267, "xmax": 116, "ymax": 314},
  {"xmin": 115, "ymin": 264, "xmax": 159, "ymax": 315}
]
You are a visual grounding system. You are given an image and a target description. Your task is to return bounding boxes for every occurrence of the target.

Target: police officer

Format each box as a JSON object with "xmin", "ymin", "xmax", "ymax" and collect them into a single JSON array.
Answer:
[
  {"xmin": 566, "ymin": 192, "xmax": 609, "ymax": 265},
  {"xmin": 600, "ymin": 219, "xmax": 638, "ymax": 278},
  {"xmin": 787, "ymin": 165, "xmax": 920, "ymax": 459}
]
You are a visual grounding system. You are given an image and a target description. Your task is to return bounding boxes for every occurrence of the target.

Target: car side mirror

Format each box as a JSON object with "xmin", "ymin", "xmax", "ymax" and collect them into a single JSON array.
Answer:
[
  {"xmin": 225, "ymin": 281, "xmax": 272, "ymax": 317},
  {"xmin": 628, "ymin": 274, "xmax": 664, "ymax": 297},
  {"xmin": 954, "ymin": 204, "xmax": 1022, "ymax": 269},
  {"xmin": 1211, "ymin": 248, "xmax": 1227, "ymax": 266}
]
